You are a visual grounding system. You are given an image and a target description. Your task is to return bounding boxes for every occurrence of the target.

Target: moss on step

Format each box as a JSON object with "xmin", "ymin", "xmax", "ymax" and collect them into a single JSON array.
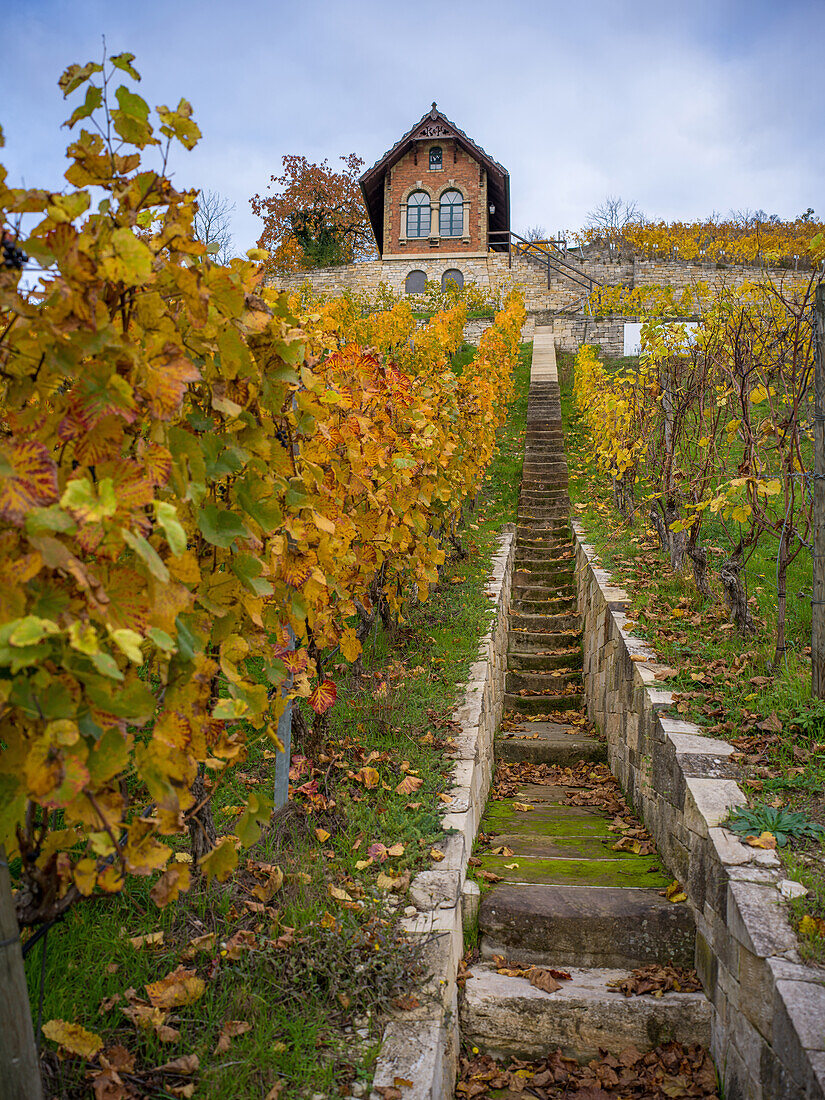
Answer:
[{"xmin": 478, "ymin": 852, "xmax": 669, "ymax": 889}]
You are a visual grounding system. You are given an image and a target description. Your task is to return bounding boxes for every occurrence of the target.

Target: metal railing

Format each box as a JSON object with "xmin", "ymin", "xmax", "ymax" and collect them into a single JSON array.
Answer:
[{"xmin": 488, "ymin": 230, "xmax": 602, "ymax": 294}]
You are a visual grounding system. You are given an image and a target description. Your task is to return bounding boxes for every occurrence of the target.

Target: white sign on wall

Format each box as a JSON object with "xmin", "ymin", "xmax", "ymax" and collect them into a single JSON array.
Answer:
[
  {"xmin": 623, "ymin": 321, "xmax": 699, "ymax": 357},
  {"xmin": 623, "ymin": 323, "xmax": 642, "ymax": 356}
]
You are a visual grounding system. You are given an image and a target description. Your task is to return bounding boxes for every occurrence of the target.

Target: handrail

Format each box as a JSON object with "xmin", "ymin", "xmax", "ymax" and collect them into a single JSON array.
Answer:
[{"xmin": 487, "ymin": 230, "xmax": 602, "ymax": 294}]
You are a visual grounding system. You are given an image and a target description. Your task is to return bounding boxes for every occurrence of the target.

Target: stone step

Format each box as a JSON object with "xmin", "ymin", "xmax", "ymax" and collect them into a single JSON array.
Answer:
[
  {"xmin": 478, "ymin": 883, "xmax": 696, "ymax": 969},
  {"xmin": 521, "ymin": 472, "xmax": 569, "ymax": 485},
  {"xmin": 512, "ymin": 589, "xmax": 576, "ymax": 608},
  {"xmin": 520, "ymin": 484, "xmax": 569, "ymax": 494},
  {"xmin": 514, "ymin": 551, "xmax": 574, "ymax": 565},
  {"xmin": 497, "ymin": 721, "xmax": 604, "ymax": 765},
  {"xmin": 521, "ymin": 468, "xmax": 569, "ymax": 481},
  {"xmin": 512, "ymin": 595, "xmax": 576, "ymax": 617},
  {"xmin": 504, "ymin": 691, "xmax": 584, "ymax": 715},
  {"xmin": 515, "ymin": 533, "xmax": 572, "ymax": 547},
  {"xmin": 508, "ymin": 630, "xmax": 582, "ymax": 653},
  {"xmin": 514, "ymin": 562, "xmax": 574, "ymax": 577},
  {"xmin": 507, "ymin": 648, "xmax": 581, "ymax": 671},
  {"xmin": 460, "ymin": 965, "xmax": 711, "ymax": 1063},
  {"xmin": 519, "ymin": 493, "xmax": 570, "ymax": 505},
  {"xmin": 513, "ymin": 547, "xmax": 573, "ymax": 562},
  {"xmin": 518, "ymin": 499, "xmax": 570, "ymax": 511},
  {"xmin": 518, "ymin": 509, "xmax": 571, "ymax": 523},
  {"xmin": 510, "ymin": 611, "xmax": 579, "ymax": 633},
  {"xmin": 516, "ymin": 524, "xmax": 571, "ymax": 539},
  {"xmin": 515, "ymin": 542, "xmax": 572, "ymax": 555},
  {"xmin": 512, "ymin": 579, "xmax": 575, "ymax": 599},
  {"xmin": 506, "ymin": 668, "xmax": 581, "ymax": 694}
]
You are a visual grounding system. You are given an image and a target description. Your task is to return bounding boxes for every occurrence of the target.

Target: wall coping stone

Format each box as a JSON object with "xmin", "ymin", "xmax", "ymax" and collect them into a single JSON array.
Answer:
[
  {"xmin": 573, "ymin": 520, "xmax": 825, "ymax": 1100},
  {"xmin": 371, "ymin": 524, "xmax": 516, "ymax": 1100}
]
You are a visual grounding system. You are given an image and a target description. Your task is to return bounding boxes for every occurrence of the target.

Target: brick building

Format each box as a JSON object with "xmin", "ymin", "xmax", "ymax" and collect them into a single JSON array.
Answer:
[{"xmin": 359, "ymin": 104, "xmax": 510, "ymax": 292}]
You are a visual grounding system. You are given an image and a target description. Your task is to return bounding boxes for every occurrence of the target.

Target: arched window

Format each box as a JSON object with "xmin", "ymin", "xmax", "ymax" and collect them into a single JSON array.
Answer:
[
  {"xmin": 429, "ymin": 146, "xmax": 442, "ymax": 170},
  {"xmin": 441, "ymin": 269, "xmax": 464, "ymax": 291},
  {"xmin": 406, "ymin": 191, "xmax": 431, "ymax": 238},
  {"xmin": 439, "ymin": 190, "xmax": 463, "ymax": 237},
  {"xmin": 405, "ymin": 270, "xmax": 427, "ymax": 294}
]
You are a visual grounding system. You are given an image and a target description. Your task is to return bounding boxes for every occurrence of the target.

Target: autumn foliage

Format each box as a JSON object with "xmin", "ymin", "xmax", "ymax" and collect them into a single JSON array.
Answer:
[
  {"xmin": 250, "ymin": 153, "xmax": 377, "ymax": 274},
  {"xmin": 575, "ymin": 216, "xmax": 825, "ymax": 269},
  {"xmin": 573, "ymin": 274, "xmax": 819, "ymax": 659},
  {"xmin": 0, "ymin": 54, "xmax": 524, "ymax": 926}
]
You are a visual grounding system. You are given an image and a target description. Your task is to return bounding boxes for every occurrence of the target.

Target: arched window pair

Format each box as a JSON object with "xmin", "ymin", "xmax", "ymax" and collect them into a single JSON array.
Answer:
[
  {"xmin": 405, "ymin": 269, "xmax": 463, "ymax": 294},
  {"xmin": 406, "ymin": 190, "xmax": 464, "ymax": 239}
]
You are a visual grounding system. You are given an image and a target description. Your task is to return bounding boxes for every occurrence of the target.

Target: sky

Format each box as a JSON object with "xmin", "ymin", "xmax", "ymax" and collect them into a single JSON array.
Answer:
[{"xmin": 1, "ymin": 0, "xmax": 822, "ymax": 256}]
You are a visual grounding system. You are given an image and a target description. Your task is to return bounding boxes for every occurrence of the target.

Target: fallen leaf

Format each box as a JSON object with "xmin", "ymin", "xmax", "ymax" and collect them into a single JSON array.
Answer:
[
  {"xmin": 387, "ymin": 843, "xmax": 405, "ymax": 857},
  {"xmin": 430, "ymin": 848, "xmax": 445, "ymax": 862},
  {"xmin": 800, "ymin": 914, "xmax": 825, "ymax": 937},
  {"xmin": 154, "ymin": 1054, "xmax": 199, "ymax": 1074},
  {"xmin": 528, "ymin": 968, "xmax": 561, "ymax": 993},
  {"xmin": 745, "ymin": 831, "xmax": 777, "ymax": 849},
  {"xmin": 511, "ymin": 802, "xmax": 533, "ymax": 812},
  {"xmin": 184, "ymin": 932, "xmax": 215, "ymax": 958},
  {"xmin": 354, "ymin": 766, "xmax": 380, "ymax": 789},
  {"xmin": 315, "ymin": 827, "xmax": 331, "ymax": 843},
  {"xmin": 145, "ymin": 967, "xmax": 205, "ymax": 1010},
  {"xmin": 225, "ymin": 930, "xmax": 257, "ymax": 959},
  {"xmin": 214, "ymin": 1020, "xmax": 252, "ymax": 1054},
  {"xmin": 42, "ymin": 1019, "xmax": 103, "ymax": 1059},
  {"xmin": 328, "ymin": 884, "xmax": 353, "ymax": 903},
  {"xmin": 129, "ymin": 931, "xmax": 164, "ymax": 949},
  {"xmin": 396, "ymin": 775, "xmax": 423, "ymax": 795},
  {"xmin": 150, "ymin": 863, "xmax": 191, "ymax": 908}
]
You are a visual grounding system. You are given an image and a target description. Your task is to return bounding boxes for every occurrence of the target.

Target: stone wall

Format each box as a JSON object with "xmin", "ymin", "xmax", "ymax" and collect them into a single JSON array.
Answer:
[
  {"xmin": 272, "ymin": 252, "xmax": 801, "ymax": 310},
  {"xmin": 549, "ymin": 316, "xmax": 627, "ymax": 358},
  {"xmin": 373, "ymin": 526, "xmax": 516, "ymax": 1100},
  {"xmin": 573, "ymin": 525, "xmax": 825, "ymax": 1100}
]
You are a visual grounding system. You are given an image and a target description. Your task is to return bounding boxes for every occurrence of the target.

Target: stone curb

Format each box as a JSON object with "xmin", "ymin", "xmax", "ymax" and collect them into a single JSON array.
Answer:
[
  {"xmin": 371, "ymin": 524, "xmax": 516, "ymax": 1100},
  {"xmin": 573, "ymin": 522, "xmax": 825, "ymax": 1100}
]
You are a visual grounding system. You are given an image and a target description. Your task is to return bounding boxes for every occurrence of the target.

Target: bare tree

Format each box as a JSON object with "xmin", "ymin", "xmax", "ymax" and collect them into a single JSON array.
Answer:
[
  {"xmin": 522, "ymin": 224, "xmax": 547, "ymax": 242},
  {"xmin": 193, "ymin": 189, "xmax": 236, "ymax": 263},
  {"xmin": 586, "ymin": 195, "xmax": 645, "ymax": 235}
]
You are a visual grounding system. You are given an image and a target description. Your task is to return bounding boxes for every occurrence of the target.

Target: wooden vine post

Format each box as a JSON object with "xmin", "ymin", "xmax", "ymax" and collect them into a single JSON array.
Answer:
[
  {"xmin": 0, "ymin": 845, "xmax": 43, "ymax": 1100},
  {"xmin": 814, "ymin": 281, "xmax": 825, "ymax": 698}
]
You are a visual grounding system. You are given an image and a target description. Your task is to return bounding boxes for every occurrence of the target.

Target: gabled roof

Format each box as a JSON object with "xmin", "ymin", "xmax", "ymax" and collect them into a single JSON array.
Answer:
[{"xmin": 359, "ymin": 104, "xmax": 510, "ymax": 256}]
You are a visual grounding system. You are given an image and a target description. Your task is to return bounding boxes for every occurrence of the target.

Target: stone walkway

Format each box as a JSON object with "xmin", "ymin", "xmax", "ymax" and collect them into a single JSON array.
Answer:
[{"xmin": 460, "ymin": 329, "xmax": 712, "ymax": 1062}]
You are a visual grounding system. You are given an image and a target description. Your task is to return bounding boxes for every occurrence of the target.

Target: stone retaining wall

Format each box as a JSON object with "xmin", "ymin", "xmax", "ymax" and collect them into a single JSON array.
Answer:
[
  {"xmin": 549, "ymin": 316, "xmax": 627, "ymax": 358},
  {"xmin": 372, "ymin": 525, "xmax": 516, "ymax": 1100},
  {"xmin": 573, "ymin": 525, "xmax": 825, "ymax": 1100}
]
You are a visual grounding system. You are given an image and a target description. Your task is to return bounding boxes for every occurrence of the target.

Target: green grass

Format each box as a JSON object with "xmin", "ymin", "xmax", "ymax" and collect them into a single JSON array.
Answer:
[
  {"xmin": 558, "ymin": 348, "xmax": 825, "ymax": 963},
  {"xmin": 24, "ymin": 343, "xmax": 533, "ymax": 1098}
]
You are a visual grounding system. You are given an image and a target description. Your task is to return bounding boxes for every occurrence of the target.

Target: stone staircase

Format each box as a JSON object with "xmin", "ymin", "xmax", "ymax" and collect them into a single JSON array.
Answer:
[
  {"xmin": 501, "ymin": 253, "xmax": 592, "ymax": 315},
  {"xmin": 460, "ymin": 329, "xmax": 712, "ymax": 1064}
]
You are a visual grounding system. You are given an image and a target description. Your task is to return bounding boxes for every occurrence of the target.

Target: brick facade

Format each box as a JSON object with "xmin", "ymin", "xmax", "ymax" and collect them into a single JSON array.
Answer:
[{"xmin": 383, "ymin": 138, "xmax": 488, "ymax": 257}]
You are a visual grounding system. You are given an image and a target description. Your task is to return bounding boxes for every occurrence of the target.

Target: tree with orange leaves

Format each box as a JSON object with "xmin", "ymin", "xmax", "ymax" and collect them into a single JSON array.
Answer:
[{"xmin": 250, "ymin": 153, "xmax": 377, "ymax": 274}]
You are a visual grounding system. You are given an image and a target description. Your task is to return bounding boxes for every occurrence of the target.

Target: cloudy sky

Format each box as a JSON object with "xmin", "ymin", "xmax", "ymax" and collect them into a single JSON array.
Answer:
[{"xmin": 1, "ymin": 0, "xmax": 821, "ymax": 255}]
